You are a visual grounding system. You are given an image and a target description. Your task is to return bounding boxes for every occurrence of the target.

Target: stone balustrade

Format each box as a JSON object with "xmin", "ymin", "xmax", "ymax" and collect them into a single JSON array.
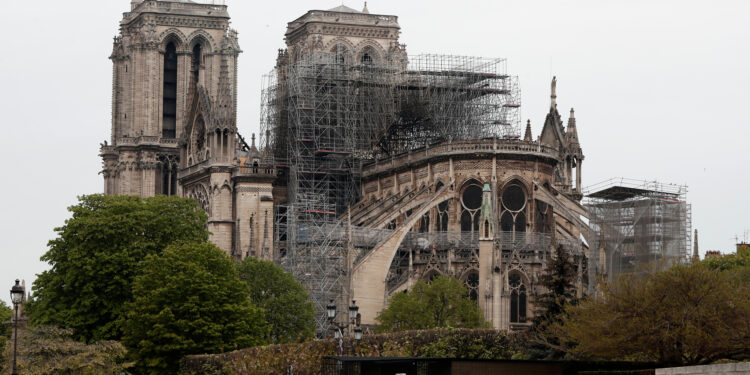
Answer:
[{"xmin": 363, "ymin": 139, "xmax": 559, "ymax": 177}]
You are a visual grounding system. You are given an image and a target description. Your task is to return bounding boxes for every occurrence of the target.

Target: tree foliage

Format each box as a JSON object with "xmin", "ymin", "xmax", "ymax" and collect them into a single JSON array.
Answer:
[
  {"xmin": 534, "ymin": 245, "xmax": 578, "ymax": 324},
  {"xmin": 701, "ymin": 250, "xmax": 750, "ymax": 282},
  {"xmin": 0, "ymin": 301, "xmax": 11, "ymax": 373},
  {"xmin": 529, "ymin": 245, "xmax": 578, "ymax": 359},
  {"xmin": 1, "ymin": 325, "xmax": 130, "ymax": 374},
  {"xmin": 123, "ymin": 242, "xmax": 268, "ymax": 375},
  {"xmin": 376, "ymin": 276, "xmax": 489, "ymax": 333},
  {"xmin": 236, "ymin": 257, "xmax": 315, "ymax": 344},
  {"xmin": 547, "ymin": 263, "xmax": 750, "ymax": 366},
  {"xmin": 27, "ymin": 194, "xmax": 209, "ymax": 343}
]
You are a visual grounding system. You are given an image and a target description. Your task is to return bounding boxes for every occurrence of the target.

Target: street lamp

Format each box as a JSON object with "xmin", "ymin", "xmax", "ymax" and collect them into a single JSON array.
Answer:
[
  {"xmin": 10, "ymin": 279, "xmax": 24, "ymax": 375},
  {"xmin": 327, "ymin": 299, "xmax": 363, "ymax": 355}
]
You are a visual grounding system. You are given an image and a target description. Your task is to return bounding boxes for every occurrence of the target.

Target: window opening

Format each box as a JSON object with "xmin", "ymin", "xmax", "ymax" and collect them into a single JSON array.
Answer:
[
  {"xmin": 509, "ymin": 273, "xmax": 527, "ymax": 323},
  {"xmin": 162, "ymin": 42, "xmax": 177, "ymax": 138}
]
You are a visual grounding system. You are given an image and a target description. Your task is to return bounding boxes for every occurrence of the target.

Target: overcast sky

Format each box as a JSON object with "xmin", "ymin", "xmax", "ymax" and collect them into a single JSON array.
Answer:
[{"xmin": 1, "ymin": 0, "xmax": 748, "ymax": 305}]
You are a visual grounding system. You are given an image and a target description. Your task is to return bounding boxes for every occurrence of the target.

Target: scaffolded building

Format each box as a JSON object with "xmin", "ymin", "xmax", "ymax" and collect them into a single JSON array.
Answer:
[
  {"xmin": 260, "ymin": 51, "xmax": 521, "ymax": 329},
  {"xmin": 584, "ymin": 178, "xmax": 692, "ymax": 281}
]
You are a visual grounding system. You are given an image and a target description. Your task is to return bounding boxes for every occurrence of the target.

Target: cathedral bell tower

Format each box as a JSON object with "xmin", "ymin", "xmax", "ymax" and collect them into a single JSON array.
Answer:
[{"xmin": 100, "ymin": 0, "xmax": 240, "ymax": 198}]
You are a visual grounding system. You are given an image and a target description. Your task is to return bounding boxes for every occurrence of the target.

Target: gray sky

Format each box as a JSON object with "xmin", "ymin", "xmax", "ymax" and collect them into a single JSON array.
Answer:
[{"xmin": 1, "ymin": 0, "xmax": 748, "ymax": 305}]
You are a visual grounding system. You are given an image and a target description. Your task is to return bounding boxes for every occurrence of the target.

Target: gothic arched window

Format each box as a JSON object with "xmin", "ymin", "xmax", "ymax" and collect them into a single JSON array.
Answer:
[
  {"xmin": 465, "ymin": 271, "xmax": 479, "ymax": 301},
  {"xmin": 332, "ymin": 43, "xmax": 349, "ymax": 64},
  {"xmin": 500, "ymin": 181, "xmax": 527, "ymax": 237},
  {"xmin": 162, "ymin": 42, "xmax": 177, "ymax": 138},
  {"xmin": 191, "ymin": 43, "xmax": 202, "ymax": 85},
  {"xmin": 460, "ymin": 182, "xmax": 483, "ymax": 233},
  {"xmin": 509, "ymin": 272, "xmax": 527, "ymax": 323}
]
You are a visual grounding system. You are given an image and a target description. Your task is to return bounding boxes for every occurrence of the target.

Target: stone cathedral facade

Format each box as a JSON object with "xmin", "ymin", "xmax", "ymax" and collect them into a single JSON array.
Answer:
[{"xmin": 101, "ymin": 1, "xmax": 590, "ymax": 331}]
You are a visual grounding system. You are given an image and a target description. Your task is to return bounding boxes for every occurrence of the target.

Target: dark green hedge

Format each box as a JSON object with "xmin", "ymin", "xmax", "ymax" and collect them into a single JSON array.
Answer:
[{"xmin": 180, "ymin": 328, "xmax": 520, "ymax": 375}]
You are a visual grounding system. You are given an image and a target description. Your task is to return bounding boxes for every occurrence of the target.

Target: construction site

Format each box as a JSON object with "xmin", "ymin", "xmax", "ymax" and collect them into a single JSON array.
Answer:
[
  {"xmin": 260, "ymin": 51, "xmax": 523, "ymax": 330},
  {"xmin": 584, "ymin": 178, "xmax": 692, "ymax": 281}
]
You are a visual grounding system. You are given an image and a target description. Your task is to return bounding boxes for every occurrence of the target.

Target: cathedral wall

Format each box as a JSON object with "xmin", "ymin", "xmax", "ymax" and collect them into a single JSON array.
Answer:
[{"xmin": 235, "ymin": 183, "xmax": 275, "ymax": 260}]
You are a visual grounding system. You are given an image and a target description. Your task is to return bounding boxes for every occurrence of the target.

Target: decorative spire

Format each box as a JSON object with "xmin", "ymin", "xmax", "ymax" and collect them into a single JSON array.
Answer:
[
  {"xmin": 251, "ymin": 133, "xmax": 256, "ymax": 148},
  {"xmin": 213, "ymin": 53, "xmax": 235, "ymax": 129},
  {"xmin": 524, "ymin": 120, "xmax": 533, "ymax": 142},
  {"xmin": 550, "ymin": 76, "xmax": 557, "ymax": 109},
  {"xmin": 362, "ymin": 1, "xmax": 369, "ymax": 13},
  {"xmin": 693, "ymin": 229, "xmax": 700, "ymax": 262},
  {"xmin": 566, "ymin": 108, "xmax": 579, "ymax": 145}
]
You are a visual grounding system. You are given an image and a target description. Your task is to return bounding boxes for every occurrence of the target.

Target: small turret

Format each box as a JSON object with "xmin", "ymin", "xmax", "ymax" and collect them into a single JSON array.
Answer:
[
  {"xmin": 363, "ymin": 1, "xmax": 370, "ymax": 13},
  {"xmin": 524, "ymin": 120, "xmax": 533, "ymax": 142},
  {"xmin": 566, "ymin": 108, "xmax": 579, "ymax": 146}
]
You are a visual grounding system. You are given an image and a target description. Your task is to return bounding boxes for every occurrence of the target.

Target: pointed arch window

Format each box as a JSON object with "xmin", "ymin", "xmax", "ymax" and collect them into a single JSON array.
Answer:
[
  {"xmin": 509, "ymin": 272, "xmax": 527, "ymax": 323},
  {"xmin": 500, "ymin": 182, "xmax": 527, "ymax": 238},
  {"xmin": 465, "ymin": 271, "xmax": 479, "ymax": 301},
  {"xmin": 191, "ymin": 43, "xmax": 202, "ymax": 86},
  {"xmin": 162, "ymin": 42, "xmax": 177, "ymax": 138},
  {"xmin": 332, "ymin": 43, "xmax": 349, "ymax": 64},
  {"xmin": 460, "ymin": 182, "xmax": 483, "ymax": 233}
]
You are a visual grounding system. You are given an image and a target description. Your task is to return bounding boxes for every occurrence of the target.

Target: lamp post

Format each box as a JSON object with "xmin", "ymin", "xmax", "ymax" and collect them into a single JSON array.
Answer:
[
  {"xmin": 10, "ymin": 279, "xmax": 24, "ymax": 375},
  {"xmin": 326, "ymin": 299, "xmax": 363, "ymax": 355}
]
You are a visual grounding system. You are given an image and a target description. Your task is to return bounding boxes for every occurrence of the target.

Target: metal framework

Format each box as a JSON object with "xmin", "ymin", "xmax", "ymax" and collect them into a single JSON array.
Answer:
[
  {"xmin": 260, "ymin": 52, "xmax": 521, "ymax": 332},
  {"xmin": 584, "ymin": 178, "xmax": 692, "ymax": 281}
]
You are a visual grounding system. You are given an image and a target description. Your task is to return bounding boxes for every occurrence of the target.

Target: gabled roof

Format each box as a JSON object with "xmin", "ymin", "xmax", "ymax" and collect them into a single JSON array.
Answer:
[{"xmin": 327, "ymin": 4, "xmax": 361, "ymax": 13}]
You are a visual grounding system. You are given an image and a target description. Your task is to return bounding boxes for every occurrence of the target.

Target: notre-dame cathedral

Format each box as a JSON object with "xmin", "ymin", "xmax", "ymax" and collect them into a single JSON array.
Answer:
[{"xmin": 101, "ymin": 1, "xmax": 590, "ymax": 331}]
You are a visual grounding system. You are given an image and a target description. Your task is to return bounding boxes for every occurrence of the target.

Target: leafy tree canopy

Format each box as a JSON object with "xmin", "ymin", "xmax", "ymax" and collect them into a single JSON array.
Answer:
[
  {"xmin": 701, "ymin": 250, "xmax": 750, "ymax": 282},
  {"xmin": 0, "ymin": 300, "xmax": 10, "ymax": 323},
  {"xmin": 1, "ymin": 325, "xmax": 131, "ymax": 375},
  {"xmin": 123, "ymin": 242, "xmax": 268, "ymax": 375},
  {"xmin": 27, "ymin": 194, "xmax": 209, "ymax": 342},
  {"xmin": 0, "ymin": 300, "xmax": 10, "ymax": 373},
  {"xmin": 376, "ymin": 275, "xmax": 489, "ymax": 333},
  {"xmin": 547, "ymin": 263, "xmax": 750, "ymax": 366},
  {"xmin": 236, "ymin": 257, "xmax": 315, "ymax": 344}
]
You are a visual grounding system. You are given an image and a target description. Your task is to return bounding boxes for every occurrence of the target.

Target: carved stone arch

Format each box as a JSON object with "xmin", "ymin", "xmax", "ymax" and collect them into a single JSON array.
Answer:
[
  {"xmin": 187, "ymin": 183, "xmax": 211, "ymax": 216},
  {"xmin": 354, "ymin": 39, "xmax": 385, "ymax": 63},
  {"xmin": 422, "ymin": 268, "xmax": 443, "ymax": 283},
  {"xmin": 500, "ymin": 175, "xmax": 530, "ymax": 192},
  {"xmin": 324, "ymin": 37, "xmax": 356, "ymax": 52},
  {"xmin": 325, "ymin": 37, "xmax": 355, "ymax": 63},
  {"xmin": 458, "ymin": 266, "xmax": 479, "ymax": 282},
  {"xmin": 187, "ymin": 30, "xmax": 216, "ymax": 53},
  {"xmin": 158, "ymin": 29, "xmax": 188, "ymax": 52}
]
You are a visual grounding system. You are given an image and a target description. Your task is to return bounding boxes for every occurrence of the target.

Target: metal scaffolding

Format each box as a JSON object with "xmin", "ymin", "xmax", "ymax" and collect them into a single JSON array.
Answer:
[
  {"xmin": 584, "ymin": 178, "xmax": 692, "ymax": 281},
  {"xmin": 260, "ymin": 52, "xmax": 522, "ymax": 332}
]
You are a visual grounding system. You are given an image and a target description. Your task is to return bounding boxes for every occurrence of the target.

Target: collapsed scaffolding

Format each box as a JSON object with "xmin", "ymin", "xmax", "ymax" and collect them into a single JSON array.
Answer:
[
  {"xmin": 584, "ymin": 178, "xmax": 692, "ymax": 281},
  {"xmin": 260, "ymin": 52, "xmax": 522, "ymax": 331}
]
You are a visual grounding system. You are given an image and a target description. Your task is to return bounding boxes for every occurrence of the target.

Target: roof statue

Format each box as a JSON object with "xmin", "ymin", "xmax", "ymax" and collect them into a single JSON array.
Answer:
[{"xmin": 551, "ymin": 76, "xmax": 557, "ymax": 109}]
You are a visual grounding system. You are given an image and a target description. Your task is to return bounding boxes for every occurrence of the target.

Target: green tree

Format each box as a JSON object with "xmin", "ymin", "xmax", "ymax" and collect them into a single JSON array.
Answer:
[
  {"xmin": 0, "ymin": 301, "xmax": 11, "ymax": 373},
  {"xmin": 236, "ymin": 257, "xmax": 315, "ymax": 343},
  {"xmin": 701, "ymin": 250, "xmax": 750, "ymax": 282},
  {"xmin": 529, "ymin": 245, "xmax": 578, "ymax": 360},
  {"xmin": 27, "ymin": 194, "xmax": 209, "ymax": 343},
  {"xmin": 1, "ymin": 325, "xmax": 131, "ymax": 375},
  {"xmin": 548, "ymin": 263, "xmax": 750, "ymax": 366},
  {"xmin": 123, "ymin": 242, "xmax": 268, "ymax": 375},
  {"xmin": 376, "ymin": 276, "xmax": 489, "ymax": 333}
]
